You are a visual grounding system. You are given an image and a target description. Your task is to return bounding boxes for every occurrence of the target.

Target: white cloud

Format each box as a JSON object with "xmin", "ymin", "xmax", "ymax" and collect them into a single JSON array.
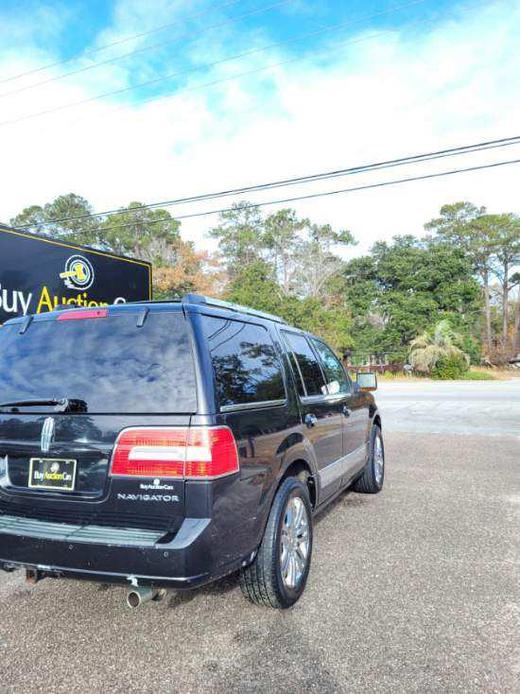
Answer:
[{"xmin": 0, "ymin": 0, "xmax": 518, "ymax": 257}]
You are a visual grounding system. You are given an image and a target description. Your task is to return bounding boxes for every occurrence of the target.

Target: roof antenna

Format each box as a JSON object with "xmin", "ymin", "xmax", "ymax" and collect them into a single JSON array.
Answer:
[
  {"xmin": 136, "ymin": 307, "xmax": 149, "ymax": 328},
  {"xmin": 19, "ymin": 315, "xmax": 33, "ymax": 334}
]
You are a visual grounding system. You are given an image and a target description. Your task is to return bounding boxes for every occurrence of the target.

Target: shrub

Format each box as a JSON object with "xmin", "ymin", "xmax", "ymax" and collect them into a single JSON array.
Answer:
[
  {"xmin": 409, "ymin": 320, "xmax": 470, "ymax": 376},
  {"xmin": 460, "ymin": 335, "xmax": 482, "ymax": 365},
  {"xmin": 432, "ymin": 354, "xmax": 470, "ymax": 379}
]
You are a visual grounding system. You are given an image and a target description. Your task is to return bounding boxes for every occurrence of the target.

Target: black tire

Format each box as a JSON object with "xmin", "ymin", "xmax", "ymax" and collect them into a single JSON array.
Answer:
[
  {"xmin": 240, "ymin": 477, "xmax": 313, "ymax": 609},
  {"xmin": 352, "ymin": 424, "xmax": 385, "ymax": 494}
]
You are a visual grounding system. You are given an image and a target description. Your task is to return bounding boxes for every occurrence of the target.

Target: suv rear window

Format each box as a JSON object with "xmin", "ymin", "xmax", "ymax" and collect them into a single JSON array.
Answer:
[
  {"xmin": 0, "ymin": 311, "xmax": 197, "ymax": 414},
  {"xmin": 201, "ymin": 316, "xmax": 285, "ymax": 408}
]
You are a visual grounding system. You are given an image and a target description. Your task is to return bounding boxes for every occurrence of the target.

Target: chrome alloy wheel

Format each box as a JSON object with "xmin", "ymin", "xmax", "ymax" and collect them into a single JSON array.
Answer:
[
  {"xmin": 280, "ymin": 496, "xmax": 310, "ymax": 589},
  {"xmin": 373, "ymin": 433, "xmax": 384, "ymax": 485}
]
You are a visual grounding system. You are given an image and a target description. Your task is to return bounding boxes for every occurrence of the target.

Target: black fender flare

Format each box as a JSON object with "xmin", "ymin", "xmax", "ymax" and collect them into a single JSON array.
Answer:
[
  {"xmin": 248, "ymin": 433, "xmax": 318, "ymax": 555},
  {"xmin": 277, "ymin": 434, "xmax": 319, "ymax": 485}
]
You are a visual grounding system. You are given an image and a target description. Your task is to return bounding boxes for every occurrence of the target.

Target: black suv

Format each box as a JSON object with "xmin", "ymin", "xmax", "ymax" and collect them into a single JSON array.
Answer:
[{"xmin": 0, "ymin": 295, "xmax": 384, "ymax": 609}]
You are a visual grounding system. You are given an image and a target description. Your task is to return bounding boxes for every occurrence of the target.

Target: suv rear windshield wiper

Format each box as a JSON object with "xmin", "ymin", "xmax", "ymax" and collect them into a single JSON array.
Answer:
[{"xmin": 0, "ymin": 398, "xmax": 88, "ymax": 413}]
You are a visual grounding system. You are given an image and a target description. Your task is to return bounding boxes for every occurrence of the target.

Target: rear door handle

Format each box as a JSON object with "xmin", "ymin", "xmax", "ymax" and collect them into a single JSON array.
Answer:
[
  {"xmin": 305, "ymin": 413, "xmax": 318, "ymax": 428},
  {"xmin": 342, "ymin": 405, "xmax": 352, "ymax": 418}
]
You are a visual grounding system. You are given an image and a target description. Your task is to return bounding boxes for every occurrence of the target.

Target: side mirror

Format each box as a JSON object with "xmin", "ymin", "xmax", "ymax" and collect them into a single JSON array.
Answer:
[{"xmin": 356, "ymin": 372, "xmax": 378, "ymax": 392}]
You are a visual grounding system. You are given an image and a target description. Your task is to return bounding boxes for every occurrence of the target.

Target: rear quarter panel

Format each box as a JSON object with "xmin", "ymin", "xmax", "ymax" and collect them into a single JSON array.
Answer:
[{"xmin": 188, "ymin": 309, "xmax": 317, "ymax": 558}]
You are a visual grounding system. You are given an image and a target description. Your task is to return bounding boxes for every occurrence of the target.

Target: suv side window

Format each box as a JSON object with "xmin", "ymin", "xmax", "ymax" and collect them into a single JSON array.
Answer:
[
  {"xmin": 201, "ymin": 316, "xmax": 286, "ymax": 409},
  {"xmin": 285, "ymin": 348, "xmax": 306, "ymax": 398},
  {"xmin": 311, "ymin": 338, "xmax": 350, "ymax": 395},
  {"xmin": 282, "ymin": 331, "xmax": 326, "ymax": 397}
]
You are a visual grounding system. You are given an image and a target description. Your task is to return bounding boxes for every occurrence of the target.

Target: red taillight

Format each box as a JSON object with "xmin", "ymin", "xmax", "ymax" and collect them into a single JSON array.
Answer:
[
  {"xmin": 185, "ymin": 427, "xmax": 240, "ymax": 479},
  {"xmin": 110, "ymin": 427, "xmax": 239, "ymax": 480},
  {"xmin": 111, "ymin": 428, "xmax": 187, "ymax": 478},
  {"xmin": 57, "ymin": 308, "xmax": 108, "ymax": 321}
]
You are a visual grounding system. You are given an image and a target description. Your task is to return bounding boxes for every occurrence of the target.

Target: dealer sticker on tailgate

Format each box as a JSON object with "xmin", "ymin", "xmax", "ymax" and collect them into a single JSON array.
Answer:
[{"xmin": 29, "ymin": 458, "xmax": 77, "ymax": 491}]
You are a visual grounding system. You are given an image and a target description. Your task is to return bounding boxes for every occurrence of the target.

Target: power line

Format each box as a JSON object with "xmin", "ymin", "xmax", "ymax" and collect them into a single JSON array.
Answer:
[
  {"xmin": 0, "ymin": 0, "xmax": 441, "ymax": 127},
  {"xmin": 0, "ymin": 0, "xmax": 243, "ymax": 85},
  {"xmin": 88, "ymin": 158, "xmax": 520, "ymax": 229},
  {"xmin": 167, "ymin": 158, "xmax": 519, "ymax": 221},
  {"xmin": 0, "ymin": 0, "xmax": 295, "ymax": 99},
  {"xmin": 100, "ymin": 158, "xmax": 520, "ymax": 229},
  {"xmin": 12, "ymin": 136, "xmax": 520, "ymax": 230},
  {"xmin": 16, "ymin": 159, "xmax": 520, "ymax": 238}
]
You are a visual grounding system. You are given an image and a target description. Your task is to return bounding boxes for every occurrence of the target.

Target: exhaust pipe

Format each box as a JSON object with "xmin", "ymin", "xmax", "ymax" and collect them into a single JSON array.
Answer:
[
  {"xmin": 26, "ymin": 568, "xmax": 45, "ymax": 585},
  {"xmin": 126, "ymin": 586, "xmax": 165, "ymax": 609}
]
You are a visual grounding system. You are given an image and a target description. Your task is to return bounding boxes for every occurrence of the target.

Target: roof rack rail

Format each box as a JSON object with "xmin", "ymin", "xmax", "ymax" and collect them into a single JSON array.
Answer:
[
  {"xmin": 183, "ymin": 294, "xmax": 287, "ymax": 324},
  {"xmin": 54, "ymin": 303, "xmax": 83, "ymax": 311}
]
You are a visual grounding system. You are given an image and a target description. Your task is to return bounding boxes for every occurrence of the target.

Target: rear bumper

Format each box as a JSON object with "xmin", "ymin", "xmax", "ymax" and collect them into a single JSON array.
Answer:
[{"xmin": 0, "ymin": 514, "xmax": 249, "ymax": 588}]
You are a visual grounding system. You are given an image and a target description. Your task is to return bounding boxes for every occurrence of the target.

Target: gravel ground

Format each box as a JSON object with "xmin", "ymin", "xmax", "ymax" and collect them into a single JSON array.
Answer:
[{"xmin": 0, "ymin": 382, "xmax": 519, "ymax": 693}]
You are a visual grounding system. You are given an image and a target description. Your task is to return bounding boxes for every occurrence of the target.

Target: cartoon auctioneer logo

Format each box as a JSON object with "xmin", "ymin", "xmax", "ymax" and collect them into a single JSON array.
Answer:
[{"xmin": 59, "ymin": 255, "xmax": 94, "ymax": 290}]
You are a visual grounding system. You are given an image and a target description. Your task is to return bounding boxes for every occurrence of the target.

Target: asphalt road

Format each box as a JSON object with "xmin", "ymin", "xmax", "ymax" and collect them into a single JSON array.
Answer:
[
  {"xmin": 1, "ymin": 380, "xmax": 519, "ymax": 693},
  {"xmin": 376, "ymin": 379, "xmax": 520, "ymax": 438}
]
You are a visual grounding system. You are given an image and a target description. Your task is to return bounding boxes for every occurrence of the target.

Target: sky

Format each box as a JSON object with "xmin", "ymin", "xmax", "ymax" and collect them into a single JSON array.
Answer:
[{"xmin": 0, "ymin": 0, "xmax": 519, "ymax": 256}]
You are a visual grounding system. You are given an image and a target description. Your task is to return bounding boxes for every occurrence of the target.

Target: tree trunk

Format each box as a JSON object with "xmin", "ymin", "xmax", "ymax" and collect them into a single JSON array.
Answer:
[
  {"xmin": 514, "ymin": 296, "xmax": 520, "ymax": 354},
  {"xmin": 282, "ymin": 253, "xmax": 290, "ymax": 294},
  {"xmin": 502, "ymin": 260, "xmax": 509, "ymax": 345},
  {"xmin": 482, "ymin": 269, "xmax": 492, "ymax": 352}
]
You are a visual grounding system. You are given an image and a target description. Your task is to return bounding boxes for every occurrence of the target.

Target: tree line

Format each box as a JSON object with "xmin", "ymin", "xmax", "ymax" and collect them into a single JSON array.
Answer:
[{"xmin": 10, "ymin": 194, "xmax": 520, "ymax": 365}]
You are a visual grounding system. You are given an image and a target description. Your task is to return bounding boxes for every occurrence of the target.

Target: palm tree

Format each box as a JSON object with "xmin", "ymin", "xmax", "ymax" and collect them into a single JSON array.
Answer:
[{"xmin": 409, "ymin": 320, "xmax": 469, "ymax": 374}]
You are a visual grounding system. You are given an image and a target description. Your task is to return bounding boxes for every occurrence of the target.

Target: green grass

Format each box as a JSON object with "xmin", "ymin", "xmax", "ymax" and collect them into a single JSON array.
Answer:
[
  {"xmin": 377, "ymin": 372, "xmax": 409, "ymax": 381},
  {"xmin": 375, "ymin": 368, "xmax": 498, "ymax": 381},
  {"xmin": 460, "ymin": 370, "xmax": 497, "ymax": 381},
  {"xmin": 374, "ymin": 372, "xmax": 424, "ymax": 382}
]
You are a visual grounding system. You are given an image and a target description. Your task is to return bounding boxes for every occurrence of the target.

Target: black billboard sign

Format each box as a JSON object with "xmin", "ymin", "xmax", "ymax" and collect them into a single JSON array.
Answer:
[{"xmin": 0, "ymin": 225, "xmax": 152, "ymax": 324}]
